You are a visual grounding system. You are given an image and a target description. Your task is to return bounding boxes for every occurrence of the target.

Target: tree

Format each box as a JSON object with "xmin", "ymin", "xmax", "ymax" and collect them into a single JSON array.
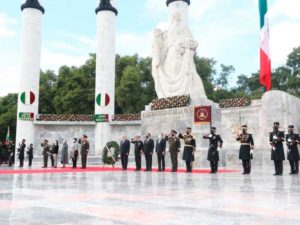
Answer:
[
  {"xmin": 116, "ymin": 65, "xmax": 146, "ymax": 113},
  {"xmin": 214, "ymin": 64, "xmax": 235, "ymax": 90},
  {"xmin": 0, "ymin": 94, "xmax": 17, "ymax": 141}
]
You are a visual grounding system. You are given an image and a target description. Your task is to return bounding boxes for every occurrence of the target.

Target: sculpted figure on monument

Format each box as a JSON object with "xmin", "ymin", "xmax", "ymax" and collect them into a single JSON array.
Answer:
[{"xmin": 152, "ymin": 12, "xmax": 207, "ymax": 101}]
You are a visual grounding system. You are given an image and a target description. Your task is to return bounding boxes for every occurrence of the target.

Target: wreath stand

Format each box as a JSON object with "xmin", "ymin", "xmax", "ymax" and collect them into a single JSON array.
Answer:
[{"xmin": 102, "ymin": 141, "xmax": 120, "ymax": 168}]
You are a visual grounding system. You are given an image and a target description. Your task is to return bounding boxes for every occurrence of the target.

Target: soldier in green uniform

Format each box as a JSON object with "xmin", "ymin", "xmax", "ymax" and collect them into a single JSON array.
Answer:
[
  {"xmin": 80, "ymin": 135, "xmax": 89, "ymax": 169},
  {"xmin": 179, "ymin": 127, "xmax": 196, "ymax": 173},
  {"xmin": 285, "ymin": 125, "xmax": 299, "ymax": 175},
  {"xmin": 236, "ymin": 125, "xmax": 254, "ymax": 174},
  {"xmin": 41, "ymin": 139, "xmax": 50, "ymax": 168},
  {"xmin": 166, "ymin": 130, "xmax": 181, "ymax": 172}
]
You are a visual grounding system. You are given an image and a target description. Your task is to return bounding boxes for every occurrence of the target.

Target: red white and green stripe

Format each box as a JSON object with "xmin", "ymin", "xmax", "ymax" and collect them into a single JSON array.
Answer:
[
  {"xmin": 96, "ymin": 93, "xmax": 110, "ymax": 106},
  {"xmin": 20, "ymin": 91, "xmax": 35, "ymax": 105},
  {"xmin": 259, "ymin": 0, "xmax": 272, "ymax": 91},
  {"xmin": 5, "ymin": 126, "xmax": 10, "ymax": 145}
]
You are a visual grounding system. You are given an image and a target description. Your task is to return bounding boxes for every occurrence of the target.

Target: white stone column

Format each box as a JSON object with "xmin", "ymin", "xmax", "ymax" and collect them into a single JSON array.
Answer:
[
  {"xmin": 167, "ymin": 0, "xmax": 189, "ymax": 25},
  {"xmin": 94, "ymin": 0, "xmax": 118, "ymax": 155},
  {"xmin": 16, "ymin": 1, "xmax": 44, "ymax": 151}
]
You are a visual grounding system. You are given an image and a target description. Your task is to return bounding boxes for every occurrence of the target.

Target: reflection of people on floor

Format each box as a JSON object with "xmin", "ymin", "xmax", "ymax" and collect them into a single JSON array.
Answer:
[{"xmin": 240, "ymin": 177, "xmax": 255, "ymax": 194}]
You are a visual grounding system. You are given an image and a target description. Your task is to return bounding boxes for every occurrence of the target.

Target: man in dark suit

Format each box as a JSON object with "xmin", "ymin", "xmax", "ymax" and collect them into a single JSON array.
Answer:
[
  {"xmin": 120, "ymin": 136, "xmax": 130, "ymax": 170},
  {"xmin": 286, "ymin": 125, "xmax": 299, "ymax": 175},
  {"xmin": 270, "ymin": 122, "xmax": 285, "ymax": 176},
  {"xmin": 143, "ymin": 133, "xmax": 154, "ymax": 171},
  {"xmin": 156, "ymin": 132, "xmax": 166, "ymax": 171},
  {"xmin": 18, "ymin": 139, "xmax": 26, "ymax": 167}
]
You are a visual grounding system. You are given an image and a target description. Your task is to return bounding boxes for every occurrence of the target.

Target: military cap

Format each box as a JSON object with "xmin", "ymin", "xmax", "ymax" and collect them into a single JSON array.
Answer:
[
  {"xmin": 288, "ymin": 125, "xmax": 294, "ymax": 128},
  {"xmin": 211, "ymin": 127, "xmax": 216, "ymax": 130},
  {"xmin": 187, "ymin": 127, "xmax": 192, "ymax": 130},
  {"xmin": 83, "ymin": 135, "xmax": 88, "ymax": 138},
  {"xmin": 242, "ymin": 125, "xmax": 247, "ymax": 128},
  {"xmin": 274, "ymin": 122, "xmax": 280, "ymax": 126}
]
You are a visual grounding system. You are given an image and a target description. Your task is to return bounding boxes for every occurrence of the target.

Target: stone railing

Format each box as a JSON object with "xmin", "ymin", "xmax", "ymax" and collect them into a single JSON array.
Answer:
[
  {"xmin": 151, "ymin": 95, "xmax": 190, "ymax": 110},
  {"xmin": 112, "ymin": 114, "xmax": 141, "ymax": 121},
  {"xmin": 219, "ymin": 97, "xmax": 251, "ymax": 108}
]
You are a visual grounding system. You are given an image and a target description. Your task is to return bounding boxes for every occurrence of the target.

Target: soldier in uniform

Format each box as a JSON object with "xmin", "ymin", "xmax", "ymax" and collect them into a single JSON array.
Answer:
[
  {"xmin": 26, "ymin": 144, "xmax": 34, "ymax": 167},
  {"xmin": 143, "ymin": 133, "xmax": 154, "ymax": 171},
  {"xmin": 285, "ymin": 125, "xmax": 299, "ymax": 175},
  {"xmin": 236, "ymin": 125, "xmax": 254, "ymax": 174},
  {"xmin": 270, "ymin": 122, "xmax": 285, "ymax": 176},
  {"xmin": 41, "ymin": 139, "xmax": 50, "ymax": 168},
  {"xmin": 18, "ymin": 139, "xmax": 26, "ymax": 167},
  {"xmin": 179, "ymin": 127, "xmax": 196, "ymax": 173},
  {"xmin": 131, "ymin": 135, "xmax": 144, "ymax": 171},
  {"xmin": 166, "ymin": 130, "xmax": 181, "ymax": 172},
  {"xmin": 80, "ymin": 135, "xmax": 89, "ymax": 169},
  {"xmin": 203, "ymin": 127, "xmax": 223, "ymax": 173}
]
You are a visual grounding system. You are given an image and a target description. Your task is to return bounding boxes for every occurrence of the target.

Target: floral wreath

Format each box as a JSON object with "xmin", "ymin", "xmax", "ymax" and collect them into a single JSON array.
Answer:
[{"xmin": 102, "ymin": 141, "xmax": 120, "ymax": 166}]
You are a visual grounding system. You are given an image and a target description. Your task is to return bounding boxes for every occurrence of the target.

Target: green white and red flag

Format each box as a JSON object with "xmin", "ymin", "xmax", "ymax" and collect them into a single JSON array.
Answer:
[
  {"xmin": 96, "ymin": 93, "xmax": 110, "ymax": 107},
  {"xmin": 259, "ymin": 0, "xmax": 272, "ymax": 91},
  {"xmin": 20, "ymin": 91, "xmax": 35, "ymax": 105},
  {"xmin": 5, "ymin": 126, "xmax": 10, "ymax": 145}
]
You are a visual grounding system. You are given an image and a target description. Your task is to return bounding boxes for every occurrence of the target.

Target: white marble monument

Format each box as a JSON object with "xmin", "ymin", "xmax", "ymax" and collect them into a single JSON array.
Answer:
[
  {"xmin": 94, "ymin": 0, "xmax": 118, "ymax": 155},
  {"xmin": 16, "ymin": 0, "xmax": 44, "ymax": 149},
  {"xmin": 152, "ymin": 0, "xmax": 207, "ymax": 105}
]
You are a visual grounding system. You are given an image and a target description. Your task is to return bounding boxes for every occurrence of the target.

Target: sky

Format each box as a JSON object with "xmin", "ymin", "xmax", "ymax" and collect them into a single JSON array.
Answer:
[{"xmin": 0, "ymin": 0, "xmax": 300, "ymax": 97}]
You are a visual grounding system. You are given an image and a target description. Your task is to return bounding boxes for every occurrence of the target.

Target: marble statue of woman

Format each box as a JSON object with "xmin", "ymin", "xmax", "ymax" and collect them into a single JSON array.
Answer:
[{"xmin": 152, "ymin": 12, "xmax": 207, "ymax": 103}]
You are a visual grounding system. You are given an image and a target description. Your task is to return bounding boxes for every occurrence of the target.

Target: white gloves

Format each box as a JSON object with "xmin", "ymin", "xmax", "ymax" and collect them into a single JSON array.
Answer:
[{"xmin": 250, "ymin": 150, "xmax": 254, "ymax": 154}]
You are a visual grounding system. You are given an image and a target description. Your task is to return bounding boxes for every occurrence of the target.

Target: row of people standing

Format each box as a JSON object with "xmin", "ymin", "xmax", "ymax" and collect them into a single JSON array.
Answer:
[
  {"xmin": 121, "ymin": 128, "xmax": 198, "ymax": 173},
  {"xmin": 40, "ymin": 135, "xmax": 89, "ymax": 169},
  {"xmin": 0, "ymin": 141, "xmax": 15, "ymax": 167}
]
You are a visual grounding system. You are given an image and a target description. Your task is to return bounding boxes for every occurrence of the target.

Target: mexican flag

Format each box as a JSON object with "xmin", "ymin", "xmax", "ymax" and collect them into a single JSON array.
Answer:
[
  {"xmin": 259, "ymin": 0, "xmax": 272, "ymax": 91},
  {"xmin": 20, "ymin": 91, "xmax": 35, "ymax": 105},
  {"xmin": 96, "ymin": 93, "xmax": 110, "ymax": 106},
  {"xmin": 5, "ymin": 126, "xmax": 10, "ymax": 145}
]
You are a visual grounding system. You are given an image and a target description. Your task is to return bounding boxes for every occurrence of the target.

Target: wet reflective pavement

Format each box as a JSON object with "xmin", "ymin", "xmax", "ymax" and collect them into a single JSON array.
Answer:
[{"xmin": 0, "ymin": 167, "xmax": 300, "ymax": 225}]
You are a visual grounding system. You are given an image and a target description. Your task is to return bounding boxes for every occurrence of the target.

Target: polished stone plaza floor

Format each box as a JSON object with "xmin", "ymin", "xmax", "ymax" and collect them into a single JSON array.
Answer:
[{"xmin": 0, "ymin": 166, "xmax": 300, "ymax": 225}]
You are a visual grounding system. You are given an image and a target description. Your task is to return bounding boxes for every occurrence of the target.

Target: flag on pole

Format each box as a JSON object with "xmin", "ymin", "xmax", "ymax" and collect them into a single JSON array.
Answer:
[
  {"xmin": 259, "ymin": 0, "xmax": 272, "ymax": 91},
  {"xmin": 5, "ymin": 126, "xmax": 10, "ymax": 145}
]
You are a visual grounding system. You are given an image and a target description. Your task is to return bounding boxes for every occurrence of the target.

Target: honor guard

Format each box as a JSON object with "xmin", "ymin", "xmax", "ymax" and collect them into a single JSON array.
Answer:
[
  {"xmin": 286, "ymin": 125, "xmax": 299, "ymax": 175},
  {"xmin": 236, "ymin": 125, "xmax": 254, "ymax": 174},
  {"xmin": 166, "ymin": 130, "xmax": 181, "ymax": 172},
  {"xmin": 270, "ymin": 122, "xmax": 285, "ymax": 176},
  {"xmin": 179, "ymin": 127, "xmax": 196, "ymax": 173},
  {"xmin": 203, "ymin": 127, "xmax": 223, "ymax": 173}
]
